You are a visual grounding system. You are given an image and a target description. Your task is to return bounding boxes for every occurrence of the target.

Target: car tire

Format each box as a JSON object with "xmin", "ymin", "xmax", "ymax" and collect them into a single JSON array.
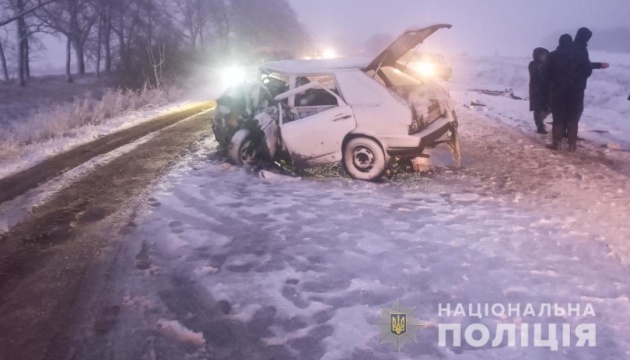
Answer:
[
  {"xmin": 228, "ymin": 129, "xmax": 260, "ymax": 166},
  {"xmin": 342, "ymin": 137, "xmax": 387, "ymax": 181}
]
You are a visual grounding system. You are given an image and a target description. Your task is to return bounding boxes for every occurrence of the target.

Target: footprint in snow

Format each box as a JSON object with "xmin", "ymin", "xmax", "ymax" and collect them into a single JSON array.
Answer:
[
  {"xmin": 169, "ymin": 220, "xmax": 184, "ymax": 234},
  {"xmin": 147, "ymin": 197, "xmax": 161, "ymax": 207},
  {"xmin": 135, "ymin": 241, "xmax": 152, "ymax": 270},
  {"xmin": 94, "ymin": 305, "xmax": 121, "ymax": 335}
]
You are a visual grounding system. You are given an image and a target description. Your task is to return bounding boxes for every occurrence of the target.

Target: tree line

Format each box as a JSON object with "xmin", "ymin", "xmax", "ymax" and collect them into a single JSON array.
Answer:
[{"xmin": 0, "ymin": 0, "xmax": 310, "ymax": 86}]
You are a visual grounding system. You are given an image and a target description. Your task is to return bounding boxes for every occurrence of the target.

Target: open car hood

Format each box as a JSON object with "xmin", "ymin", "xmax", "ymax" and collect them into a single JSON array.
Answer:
[{"xmin": 364, "ymin": 24, "xmax": 452, "ymax": 72}]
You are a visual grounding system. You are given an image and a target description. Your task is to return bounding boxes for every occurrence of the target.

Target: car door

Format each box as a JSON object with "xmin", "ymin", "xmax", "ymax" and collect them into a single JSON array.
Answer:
[{"xmin": 277, "ymin": 82, "xmax": 356, "ymax": 166}]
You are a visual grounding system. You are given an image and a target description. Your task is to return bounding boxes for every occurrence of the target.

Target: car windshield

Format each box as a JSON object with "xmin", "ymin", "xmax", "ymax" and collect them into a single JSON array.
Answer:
[{"xmin": 260, "ymin": 71, "xmax": 290, "ymax": 97}]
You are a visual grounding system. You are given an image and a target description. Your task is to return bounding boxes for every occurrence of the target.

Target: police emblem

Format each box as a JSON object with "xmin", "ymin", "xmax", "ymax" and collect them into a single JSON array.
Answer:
[
  {"xmin": 374, "ymin": 299, "xmax": 425, "ymax": 351},
  {"xmin": 391, "ymin": 313, "xmax": 407, "ymax": 335}
]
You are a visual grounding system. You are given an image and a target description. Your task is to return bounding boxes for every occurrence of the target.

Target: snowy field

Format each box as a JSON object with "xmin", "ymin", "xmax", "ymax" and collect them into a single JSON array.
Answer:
[{"xmin": 450, "ymin": 51, "xmax": 630, "ymax": 149}]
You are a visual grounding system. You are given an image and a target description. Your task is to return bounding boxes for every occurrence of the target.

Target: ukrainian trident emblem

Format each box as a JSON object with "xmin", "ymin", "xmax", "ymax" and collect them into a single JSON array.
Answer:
[
  {"xmin": 373, "ymin": 299, "xmax": 426, "ymax": 351},
  {"xmin": 391, "ymin": 313, "xmax": 407, "ymax": 335}
]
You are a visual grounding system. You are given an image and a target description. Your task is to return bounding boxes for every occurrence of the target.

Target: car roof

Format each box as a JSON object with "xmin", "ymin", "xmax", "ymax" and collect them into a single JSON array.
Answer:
[{"xmin": 260, "ymin": 57, "xmax": 369, "ymax": 76}]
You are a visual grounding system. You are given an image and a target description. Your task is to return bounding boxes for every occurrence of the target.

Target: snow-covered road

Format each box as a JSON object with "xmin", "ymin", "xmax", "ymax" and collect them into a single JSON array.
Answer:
[{"xmin": 83, "ymin": 100, "xmax": 630, "ymax": 359}]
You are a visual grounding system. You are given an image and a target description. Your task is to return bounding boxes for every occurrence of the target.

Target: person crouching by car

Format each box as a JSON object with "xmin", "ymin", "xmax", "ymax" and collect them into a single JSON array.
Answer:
[{"xmin": 529, "ymin": 47, "xmax": 550, "ymax": 134}]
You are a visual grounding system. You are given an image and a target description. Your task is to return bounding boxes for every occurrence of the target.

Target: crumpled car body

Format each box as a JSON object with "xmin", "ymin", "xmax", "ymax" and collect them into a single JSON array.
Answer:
[{"xmin": 213, "ymin": 24, "xmax": 460, "ymax": 181}]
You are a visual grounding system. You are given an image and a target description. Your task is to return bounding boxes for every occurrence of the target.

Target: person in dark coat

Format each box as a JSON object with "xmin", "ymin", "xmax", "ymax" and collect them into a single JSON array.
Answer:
[
  {"xmin": 565, "ymin": 27, "xmax": 609, "ymax": 151},
  {"xmin": 545, "ymin": 34, "xmax": 575, "ymax": 150},
  {"xmin": 529, "ymin": 47, "xmax": 550, "ymax": 134}
]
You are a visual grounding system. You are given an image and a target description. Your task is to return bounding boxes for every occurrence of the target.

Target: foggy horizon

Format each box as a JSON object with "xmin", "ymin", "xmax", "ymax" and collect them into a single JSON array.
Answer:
[{"xmin": 290, "ymin": 0, "xmax": 630, "ymax": 57}]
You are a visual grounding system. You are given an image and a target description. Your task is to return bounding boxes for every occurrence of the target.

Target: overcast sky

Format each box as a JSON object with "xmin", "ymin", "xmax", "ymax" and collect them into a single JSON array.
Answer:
[
  {"xmin": 30, "ymin": 0, "xmax": 630, "ymax": 71},
  {"xmin": 289, "ymin": 0, "xmax": 630, "ymax": 56}
]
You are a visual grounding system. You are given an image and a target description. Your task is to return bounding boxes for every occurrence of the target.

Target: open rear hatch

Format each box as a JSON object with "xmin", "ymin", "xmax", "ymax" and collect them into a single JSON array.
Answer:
[{"xmin": 364, "ymin": 24, "xmax": 452, "ymax": 73}]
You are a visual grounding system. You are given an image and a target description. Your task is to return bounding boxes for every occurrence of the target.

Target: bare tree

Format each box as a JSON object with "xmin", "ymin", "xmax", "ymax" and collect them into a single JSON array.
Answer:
[
  {"xmin": 37, "ymin": 0, "xmax": 96, "ymax": 75},
  {"xmin": 64, "ymin": 30, "xmax": 71, "ymax": 81},
  {"xmin": 0, "ymin": 0, "xmax": 56, "ymax": 27},
  {"xmin": 69, "ymin": 0, "xmax": 96, "ymax": 74},
  {"xmin": 0, "ymin": 37, "xmax": 9, "ymax": 81},
  {"xmin": 211, "ymin": 0, "xmax": 231, "ymax": 50},
  {"xmin": 171, "ymin": 0, "xmax": 213, "ymax": 49},
  {"xmin": 99, "ymin": 0, "xmax": 112, "ymax": 72},
  {"xmin": 146, "ymin": 42, "xmax": 164, "ymax": 87},
  {"xmin": 15, "ymin": 0, "xmax": 27, "ymax": 85},
  {"xmin": 0, "ymin": 0, "xmax": 309, "ymax": 87}
]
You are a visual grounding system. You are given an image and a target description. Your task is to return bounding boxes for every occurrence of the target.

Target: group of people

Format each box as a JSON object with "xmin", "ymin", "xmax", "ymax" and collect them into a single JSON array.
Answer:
[{"xmin": 528, "ymin": 27, "xmax": 609, "ymax": 152}]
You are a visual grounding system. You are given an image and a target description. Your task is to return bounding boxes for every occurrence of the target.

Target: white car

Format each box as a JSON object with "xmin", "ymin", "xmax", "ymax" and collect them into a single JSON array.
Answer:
[{"xmin": 214, "ymin": 24, "xmax": 459, "ymax": 181}]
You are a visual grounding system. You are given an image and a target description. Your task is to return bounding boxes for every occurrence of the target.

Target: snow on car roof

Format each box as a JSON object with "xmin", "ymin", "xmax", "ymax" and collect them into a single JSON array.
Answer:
[{"xmin": 260, "ymin": 57, "xmax": 369, "ymax": 75}]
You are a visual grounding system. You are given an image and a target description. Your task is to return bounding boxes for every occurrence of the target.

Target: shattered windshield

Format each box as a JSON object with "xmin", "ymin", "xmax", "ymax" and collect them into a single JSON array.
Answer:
[{"xmin": 260, "ymin": 71, "xmax": 290, "ymax": 98}]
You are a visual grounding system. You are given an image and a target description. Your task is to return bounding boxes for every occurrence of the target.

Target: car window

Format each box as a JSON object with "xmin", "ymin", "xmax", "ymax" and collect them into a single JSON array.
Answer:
[
  {"xmin": 293, "ymin": 75, "xmax": 339, "ymax": 107},
  {"xmin": 260, "ymin": 71, "xmax": 290, "ymax": 98},
  {"xmin": 282, "ymin": 75, "xmax": 340, "ymax": 124}
]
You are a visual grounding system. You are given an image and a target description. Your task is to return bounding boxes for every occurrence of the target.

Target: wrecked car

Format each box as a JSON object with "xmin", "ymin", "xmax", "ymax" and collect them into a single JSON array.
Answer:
[{"xmin": 212, "ymin": 24, "xmax": 460, "ymax": 181}]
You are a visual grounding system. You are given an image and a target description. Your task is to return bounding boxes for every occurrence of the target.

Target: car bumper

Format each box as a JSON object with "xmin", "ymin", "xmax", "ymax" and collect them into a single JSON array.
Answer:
[{"xmin": 384, "ymin": 118, "xmax": 454, "ymax": 155}]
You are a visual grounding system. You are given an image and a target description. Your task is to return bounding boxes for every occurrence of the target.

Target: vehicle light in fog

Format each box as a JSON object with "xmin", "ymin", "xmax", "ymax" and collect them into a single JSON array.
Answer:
[
  {"xmin": 221, "ymin": 66, "xmax": 246, "ymax": 86},
  {"xmin": 414, "ymin": 62, "xmax": 436, "ymax": 77},
  {"xmin": 322, "ymin": 48, "xmax": 336, "ymax": 59}
]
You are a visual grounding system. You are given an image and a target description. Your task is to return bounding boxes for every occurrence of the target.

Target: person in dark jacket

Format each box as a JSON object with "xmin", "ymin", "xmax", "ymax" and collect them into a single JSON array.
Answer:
[
  {"xmin": 529, "ymin": 47, "xmax": 550, "ymax": 134},
  {"xmin": 565, "ymin": 27, "xmax": 609, "ymax": 151},
  {"xmin": 545, "ymin": 34, "xmax": 575, "ymax": 150}
]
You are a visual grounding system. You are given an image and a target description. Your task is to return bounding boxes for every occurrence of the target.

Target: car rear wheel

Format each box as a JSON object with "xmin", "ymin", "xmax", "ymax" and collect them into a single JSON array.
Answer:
[
  {"xmin": 228, "ymin": 130, "xmax": 260, "ymax": 166},
  {"xmin": 342, "ymin": 137, "xmax": 387, "ymax": 181}
]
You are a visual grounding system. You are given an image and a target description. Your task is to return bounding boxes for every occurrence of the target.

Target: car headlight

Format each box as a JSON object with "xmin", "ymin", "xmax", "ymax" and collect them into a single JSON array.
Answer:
[
  {"xmin": 221, "ymin": 66, "xmax": 246, "ymax": 87},
  {"xmin": 414, "ymin": 62, "xmax": 436, "ymax": 77},
  {"xmin": 322, "ymin": 48, "xmax": 336, "ymax": 59}
]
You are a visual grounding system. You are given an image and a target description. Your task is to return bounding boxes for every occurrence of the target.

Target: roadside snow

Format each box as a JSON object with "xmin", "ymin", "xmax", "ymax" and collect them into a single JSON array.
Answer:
[
  {"xmin": 0, "ymin": 101, "xmax": 209, "ymax": 180},
  {"xmin": 100, "ymin": 120, "xmax": 630, "ymax": 358}
]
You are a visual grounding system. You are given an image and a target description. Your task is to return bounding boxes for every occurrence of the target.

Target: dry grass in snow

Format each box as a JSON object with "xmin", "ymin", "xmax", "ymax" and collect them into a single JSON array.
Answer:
[{"xmin": 0, "ymin": 84, "xmax": 184, "ymax": 161}]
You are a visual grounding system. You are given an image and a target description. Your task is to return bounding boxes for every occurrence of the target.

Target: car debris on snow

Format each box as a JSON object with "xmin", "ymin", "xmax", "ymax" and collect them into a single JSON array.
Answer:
[
  {"xmin": 156, "ymin": 319, "xmax": 206, "ymax": 347},
  {"xmin": 259, "ymin": 170, "xmax": 302, "ymax": 182},
  {"xmin": 469, "ymin": 88, "xmax": 525, "ymax": 100}
]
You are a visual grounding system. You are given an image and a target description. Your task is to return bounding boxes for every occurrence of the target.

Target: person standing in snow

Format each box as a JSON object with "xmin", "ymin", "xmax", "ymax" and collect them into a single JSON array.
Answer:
[
  {"xmin": 565, "ymin": 27, "xmax": 609, "ymax": 151},
  {"xmin": 545, "ymin": 34, "xmax": 575, "ymax": 150},
  {"xmin": 529, "ymin": 47, "xmax": 550, "ymax": 134}
]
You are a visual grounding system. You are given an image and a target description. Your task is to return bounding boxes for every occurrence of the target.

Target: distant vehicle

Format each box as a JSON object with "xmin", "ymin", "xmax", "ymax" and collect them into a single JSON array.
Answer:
[
  {"xmin": 213, "ymin": 24, "xmax": 459, "ymax": 181},
  {"xmin": 400, "ymin": 52, "xmax": 453, "ymax": 81}
]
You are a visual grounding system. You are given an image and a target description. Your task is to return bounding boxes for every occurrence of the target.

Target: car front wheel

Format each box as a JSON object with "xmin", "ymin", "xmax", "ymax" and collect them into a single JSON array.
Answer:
[
  {"xmin": 342, "ymin": 137, "xmax": 387, "ymax": 181},
  {"xmin": 228, "ymin": 129, "xmax": 260, "ymax": 166}
]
